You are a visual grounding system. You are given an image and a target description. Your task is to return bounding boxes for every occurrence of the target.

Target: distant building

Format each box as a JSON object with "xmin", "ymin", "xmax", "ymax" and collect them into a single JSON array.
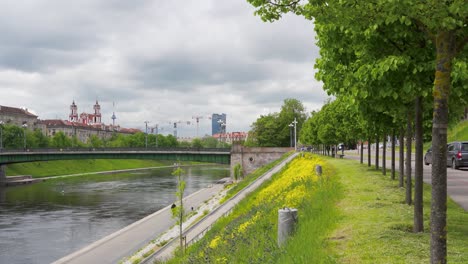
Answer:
[
  {"xmin": 0, "ymin": 105, "xmax": 40, "ymax": 130},
  {"xmin": 40, "ymin": 119, "xmax": 139, "ymax": 143},
  {"xmin": 212, "ymin": 113, "xmax": 226, "ymax": 135},
  {"xmin": 0, "ymin": 102, "xmax": 140, "ymax": 144},
  {"xmin": 69, "ymin": 100, "xmax": 102, "ymax": 125},
  {"xmin": 213, "ymin": 132, "xmax": 248, "ymax": 144}
]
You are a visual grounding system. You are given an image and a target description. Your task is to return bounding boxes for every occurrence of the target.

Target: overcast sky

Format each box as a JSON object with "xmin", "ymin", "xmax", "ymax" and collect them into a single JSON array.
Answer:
[{"xmin": 0, "ymin": 0, "xmax": 327, "ymax": 137}]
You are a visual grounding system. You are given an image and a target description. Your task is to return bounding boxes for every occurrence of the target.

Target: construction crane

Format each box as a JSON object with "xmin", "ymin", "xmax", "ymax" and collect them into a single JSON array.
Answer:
[{"xmin": 192, "ymin": 115, "xmax": 204, "ymax": 138}]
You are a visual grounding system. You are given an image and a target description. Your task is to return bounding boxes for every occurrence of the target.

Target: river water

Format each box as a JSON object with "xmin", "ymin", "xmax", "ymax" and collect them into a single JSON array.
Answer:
[{"xmin": 0, "ymin": 165, "xmax": 229, "ymax": 264}]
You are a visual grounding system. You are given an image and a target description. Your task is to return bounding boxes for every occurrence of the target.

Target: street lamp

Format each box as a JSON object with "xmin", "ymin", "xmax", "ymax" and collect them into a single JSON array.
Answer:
[
  {"xmin": 144, "ymin": 121, "xmax": 150, "ymax": 148},
  {"xmin": 288, "ymin": 123, "xmax": 294, "ymax": 147},
  {"xmin": 217, "ymin": 119, "xmax": 226, "ymax": 143},
  {"xmin": 22, "ymin": 123, "xmax": 27, "ymax": 150},
  {"xmin": 0, "ymin": 120, "xmax": 4, "ymax": 150},
  {"xmin": 154, "ymin": 124, "xmax": 159, "ymax": 147},
  {"xmin": 290, "ymin": 118, "xmax": 298, "ymax": 151}
]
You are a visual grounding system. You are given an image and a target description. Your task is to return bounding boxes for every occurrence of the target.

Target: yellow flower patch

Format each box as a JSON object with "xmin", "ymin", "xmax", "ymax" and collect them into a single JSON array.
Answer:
[{"xmin": 255, "ymin": 154, "xmax": 323, "ymax": 207}]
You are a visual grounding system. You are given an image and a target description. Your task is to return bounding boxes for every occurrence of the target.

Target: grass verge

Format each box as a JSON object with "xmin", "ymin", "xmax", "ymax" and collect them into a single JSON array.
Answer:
[
  {"xmin": 326, "ymin": 157, "xmax": 468, "ymax": 263},
  {"xmin": 6, "ymin": 159, "xmax": 202, "ymax": 178}
]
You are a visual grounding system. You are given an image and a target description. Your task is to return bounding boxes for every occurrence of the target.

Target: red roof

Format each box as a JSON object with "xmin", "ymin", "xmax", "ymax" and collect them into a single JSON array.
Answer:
[{"xmin": 0, "ymin": 105, "xmax": 38, "ymax": 118}]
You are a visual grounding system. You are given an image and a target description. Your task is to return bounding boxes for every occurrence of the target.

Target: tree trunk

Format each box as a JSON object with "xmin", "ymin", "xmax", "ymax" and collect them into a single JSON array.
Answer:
[
  {"xmin": 391, "ymin": 129, "xmax": 396, "ymax": 180},
  {"xmin": 406, "ymin": 110, "xmax": 412, "ymax": 205},
  {"xmin": 431, "ymin": 31, "xmax": 454, "ymax": 264},
  {"xmin": 382, "ymin": 133, "xmax": 387, "ymax": 175},
  {"xmin": 414, "ymin": 96, "xmax": 424, "ymax": 233},
  {"xmin": 375, "ymin": 135, "xmax": 379, "ymax": 170},
  {"xmin": 360, "ymin": 141, "xmax": 364, "ymax": 164},
  {"xmin": 368, "ymin": 137, "xmax": 371, "ymax": 167},
  {"xmin": 399, "ymin": 128, "xmax": 405, "ymax": 188}
]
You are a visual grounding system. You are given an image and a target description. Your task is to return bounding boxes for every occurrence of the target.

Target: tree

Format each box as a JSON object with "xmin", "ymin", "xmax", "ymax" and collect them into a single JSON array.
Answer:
[
  {"xmin": 171, "ymin": 165, "xmax": 186, "ymax": 254},
  {"xmin": 88, "ymin": 135, "xmax": 103, "ymax": 148},
  {"xmin": 248, "ymin": 98, "xmax": 307, "ymax": 147},
  {"xmin": 191, "ymin": 138, "xmax": 203, "ymax": 148},
  {"xmin": 51, "ymin": 131, "xmax": 71, "ymax": 148},
  {"xmin": 247, "ymin": 1, "xmax": 467, "ymax": 261},
  {"xmin": 33, "ymin": 129, "xmax": 49, "ymax": 148}
]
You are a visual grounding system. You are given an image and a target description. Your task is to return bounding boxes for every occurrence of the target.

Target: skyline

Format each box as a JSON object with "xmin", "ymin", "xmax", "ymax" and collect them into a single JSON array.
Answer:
[{"xmin": 0, "ymin": 1, "xmax": 327, "ymax": 137}]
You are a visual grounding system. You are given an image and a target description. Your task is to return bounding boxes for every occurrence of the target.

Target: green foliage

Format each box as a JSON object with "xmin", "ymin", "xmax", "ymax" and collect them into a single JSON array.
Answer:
[
  {"xmin": 233, "ymin": 163, "xmax": 243, "ymax": 181},
  {"xmin": 249, "ymin": 98, "xmax": 307, "ymax": 147},
  {"xmin": 191, "ymin": 138, "xmax": 203, "ymax": 148},
  {"xmin": 51, "ymin": 131, "xmax": 72, "ymax": 148},
  {"xmin": 171, "ymin": 165, "xmax": 186, "ymax": 254}
]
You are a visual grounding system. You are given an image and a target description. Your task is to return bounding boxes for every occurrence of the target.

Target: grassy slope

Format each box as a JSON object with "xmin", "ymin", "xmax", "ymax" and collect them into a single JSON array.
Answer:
[
  {"xmin": 448, "ymin": 120, "xmax": 468, "ymax": 142},
  {"xmin": 165, "ymin": 155, "xmax": 467, "ymax": 263},
  {"xmin": 6, "ymin": 159, "xmax": 185, "ymax": 177},
  {"xmin": 327, "ymin": 158, "xmax": 467, "ymax": 263}
]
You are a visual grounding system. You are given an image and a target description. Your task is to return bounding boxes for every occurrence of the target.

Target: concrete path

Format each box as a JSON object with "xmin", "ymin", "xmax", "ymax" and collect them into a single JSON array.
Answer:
[
  {"xmin": 343, "ymin": 150, "xmax": 468, "ymax": 211},
  {"xmin": 144, "ymin": 152, "xmax": 299, "ymax": 263},
  {"xmin": 52, "ymin": 183, "xmax": 225, "ymax": 264}
]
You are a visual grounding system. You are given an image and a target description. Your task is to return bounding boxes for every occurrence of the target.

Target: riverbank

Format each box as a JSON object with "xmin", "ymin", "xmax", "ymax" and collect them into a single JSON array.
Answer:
[{"xmin": 5, "ymin": 159, "xmax": 206, "ymax": 178}]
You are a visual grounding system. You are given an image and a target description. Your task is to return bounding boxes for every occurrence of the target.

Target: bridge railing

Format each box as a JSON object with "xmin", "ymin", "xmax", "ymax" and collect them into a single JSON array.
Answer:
[{"xmin": 0, "ymin": 147, "xmax": 231, "ymax": 153}]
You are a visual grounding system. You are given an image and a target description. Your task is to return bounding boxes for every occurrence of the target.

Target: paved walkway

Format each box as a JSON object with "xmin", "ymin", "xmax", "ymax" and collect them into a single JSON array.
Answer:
[
  {"xmin": 144, "ymin": 152, "xmax": 299, "ymax": 263},
  {"xmin": 52, "ymin": 183, "xmax": 226, "ymax": 264},
  {"xmin": 343, "ymin": 150, "xmax": 468, "ymax": 211}
]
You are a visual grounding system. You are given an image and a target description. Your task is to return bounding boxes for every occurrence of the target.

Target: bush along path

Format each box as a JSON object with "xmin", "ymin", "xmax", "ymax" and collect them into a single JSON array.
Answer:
[{"xmin": 165, "ymin": 153, "xmax": 342, "ymax": 263}]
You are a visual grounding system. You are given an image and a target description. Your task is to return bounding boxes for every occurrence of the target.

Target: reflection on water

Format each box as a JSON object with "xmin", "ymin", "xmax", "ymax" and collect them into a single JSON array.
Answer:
[{"xmin": 0, "ymin": 165, "xmax": 228, "ymax": 264}]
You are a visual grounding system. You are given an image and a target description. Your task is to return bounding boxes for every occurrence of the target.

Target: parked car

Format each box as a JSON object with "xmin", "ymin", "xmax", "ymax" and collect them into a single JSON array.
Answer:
[
  {"xmin": 447, "ymin": 141, "xmax": 468, "ymax": 169},
  {"xmin": 424, "ymin": 146, "xmax": 432, "ymax": 166}
]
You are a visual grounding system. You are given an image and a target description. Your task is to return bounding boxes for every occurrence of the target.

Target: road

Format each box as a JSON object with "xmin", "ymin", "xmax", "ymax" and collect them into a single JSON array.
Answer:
[{"xmin": 343, "ymin": 150, "xmax": 468, "ymax": 211}]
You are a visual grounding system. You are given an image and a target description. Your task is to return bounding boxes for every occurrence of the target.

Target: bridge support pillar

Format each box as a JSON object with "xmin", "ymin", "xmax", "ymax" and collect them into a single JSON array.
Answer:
[{"xmin": 0, "ymin": 165, "xmax": 6, "ymax": 183}]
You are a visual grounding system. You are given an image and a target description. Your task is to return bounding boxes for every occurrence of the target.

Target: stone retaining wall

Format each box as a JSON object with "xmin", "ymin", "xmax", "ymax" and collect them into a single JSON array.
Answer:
[{"xmin": 230, "ymin": 145, "xmax": 292, "ymax": 177}]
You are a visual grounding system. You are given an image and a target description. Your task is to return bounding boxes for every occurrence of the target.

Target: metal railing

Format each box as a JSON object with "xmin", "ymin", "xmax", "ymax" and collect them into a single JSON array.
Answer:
[{"xmin": 0, "ymin": 147, "xmax": 231, "ymax": 153}]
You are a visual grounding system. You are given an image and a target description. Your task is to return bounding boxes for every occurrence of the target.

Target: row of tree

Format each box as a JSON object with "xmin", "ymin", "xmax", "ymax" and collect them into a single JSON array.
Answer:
[
  {"xmin": 0, "ymin": 124, "xmax": 230, "ymax": 149},
  {"xmin": 248, "ymin": 0, "xmax": 467, "ymax": 262}
]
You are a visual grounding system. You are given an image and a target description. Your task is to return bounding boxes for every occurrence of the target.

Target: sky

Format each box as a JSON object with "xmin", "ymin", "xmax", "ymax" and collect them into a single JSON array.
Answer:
[{"xmin": 0, "ymin": 0, "xmax": 327, "ymax": 137}]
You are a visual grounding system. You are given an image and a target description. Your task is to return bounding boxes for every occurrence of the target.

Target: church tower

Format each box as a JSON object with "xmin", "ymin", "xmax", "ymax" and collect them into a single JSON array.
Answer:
[
  {"xmin": 69, "ymin": 100, "xmax": 78, "ymax": 122},
  {"xmin": 93, "ymin": 100, "xmax": 102, "ymax": 124}
]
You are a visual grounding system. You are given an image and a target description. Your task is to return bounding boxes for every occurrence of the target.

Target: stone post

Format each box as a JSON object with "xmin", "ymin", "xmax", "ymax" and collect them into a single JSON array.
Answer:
[{"xmin": 0, "ymin": 164, "xmax": 6, "ymax": 183}]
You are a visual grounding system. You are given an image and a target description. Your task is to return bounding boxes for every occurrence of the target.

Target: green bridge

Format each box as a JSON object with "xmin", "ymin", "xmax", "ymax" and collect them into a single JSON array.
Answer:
[{"xmin": 0, "ymin": 148, "xmax": 231, "ymax": 181}]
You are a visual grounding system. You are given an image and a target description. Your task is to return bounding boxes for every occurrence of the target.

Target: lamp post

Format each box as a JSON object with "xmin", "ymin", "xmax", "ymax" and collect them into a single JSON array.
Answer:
[
  {"xmin": 0, "ymin": 120, "xmax": 4, "ymax": 150},
  {"xmin": 144, "ymin": 121, "xmax": 150, "ymax": 148},
  {"xmin": 288, "ymin": 123, "xmax": 294, "ymax": 147},
  {"xmin": 154, "ymin": 124, "xmax": 159, "ymax": 147},
  {"xmin": 290, "ymin": 118, "xmax": 298, "ymax": 151},
  {"xmin": 217, "ymin": 119, "xmax": 226, "ymax": 143},
  {"xmin": 22, "ymin": 123, "xmax": 27, "ymax": 150}
]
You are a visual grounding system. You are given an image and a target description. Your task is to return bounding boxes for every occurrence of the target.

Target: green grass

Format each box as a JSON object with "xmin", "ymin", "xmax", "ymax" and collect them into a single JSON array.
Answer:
[
  {"xmin": 326, "ymin": 158, "xmax": 468, "ymax": 263},
  {"xmin": 165, "ymin": 154, "xmax": 341, "ymax": 263},
  {"xmin": 163, "ymin": 155, "xmax": 468, "ymax": 263},
  {"xmin": 6, "ymin": 159, "xmax": 197, "ymax": 178},
  {"xmin": 448, "ymin": 120, "xmax": 468, "ymax": 142}
]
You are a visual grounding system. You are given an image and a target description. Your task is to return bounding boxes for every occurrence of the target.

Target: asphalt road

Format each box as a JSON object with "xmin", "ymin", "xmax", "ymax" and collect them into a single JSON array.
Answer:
[{"xmin": 343, "ymin": 150, "xmax": 468, "ymax": 211}]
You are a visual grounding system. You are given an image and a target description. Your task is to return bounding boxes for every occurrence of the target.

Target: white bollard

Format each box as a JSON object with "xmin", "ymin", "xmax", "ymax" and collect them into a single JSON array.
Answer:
[{"xmin": 278, "ymin": 208, "xmax": 298, "ymax": 246}]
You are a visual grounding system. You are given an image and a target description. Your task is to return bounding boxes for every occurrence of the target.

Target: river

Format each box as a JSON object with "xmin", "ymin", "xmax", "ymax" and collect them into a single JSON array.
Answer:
[{"xmin": 0, "ymin": 165, "xmax": 229, "ymax": 264}]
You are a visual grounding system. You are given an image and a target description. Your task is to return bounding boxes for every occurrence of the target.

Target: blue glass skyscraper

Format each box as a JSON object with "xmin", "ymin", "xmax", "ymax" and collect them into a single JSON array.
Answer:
[{"xmin": 211, "ymin": 113, "xmax": 226, "ymax": 135}]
